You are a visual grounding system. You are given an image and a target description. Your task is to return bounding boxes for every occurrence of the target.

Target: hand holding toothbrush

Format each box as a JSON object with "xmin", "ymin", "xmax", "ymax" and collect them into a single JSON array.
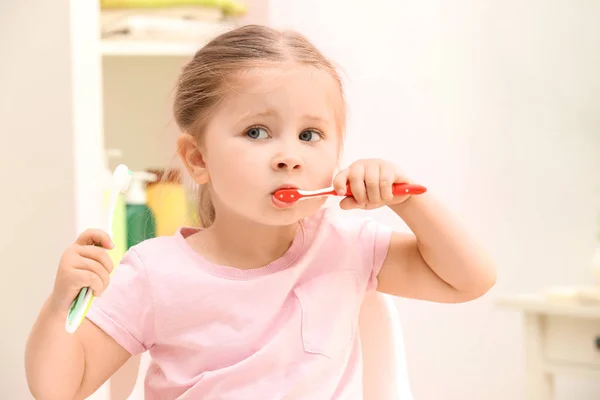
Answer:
[
  {"xmin": 333, "ymin": 159, "xmax": 421, "ymax": 210},
  {"xmin": 49, "ymin": 229, "xmax": 115, "ymax": 315},
  {"xmin": 273, "ymin": 159, "xmax": 426, "ymax": 206},
  {"xmin": 62, "ymin": 164, "xmax": 131, "ymax": 333}
]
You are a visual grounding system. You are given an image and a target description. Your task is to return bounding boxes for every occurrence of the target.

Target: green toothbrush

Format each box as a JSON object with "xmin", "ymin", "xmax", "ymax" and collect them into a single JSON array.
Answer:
[{"xmin": 65, "ymin": 164, "xmax": 132, "ymax": 333}]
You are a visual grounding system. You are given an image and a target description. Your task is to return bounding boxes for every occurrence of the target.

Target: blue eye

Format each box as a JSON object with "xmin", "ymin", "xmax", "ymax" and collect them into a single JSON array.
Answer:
[
  {"xmin": 246, "ymin": 127, "xmax": 269, "ymax": 140},
  {"xmin": 299, "ymin": 130, "xmax": 322, "ymax": 142}
]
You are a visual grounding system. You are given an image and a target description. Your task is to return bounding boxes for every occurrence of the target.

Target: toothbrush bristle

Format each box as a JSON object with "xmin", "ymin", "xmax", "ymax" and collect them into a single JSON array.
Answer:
[
  {"xmin": 113, "ymin": 164, "xmax": 132, "ymax": 193},
  {"xmin": 273, "ymin": 188, "xmax": 301, "ymax": 203}
]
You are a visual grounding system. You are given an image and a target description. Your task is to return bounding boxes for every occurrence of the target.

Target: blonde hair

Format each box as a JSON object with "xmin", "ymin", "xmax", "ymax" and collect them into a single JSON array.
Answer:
[{"xmin": 173, "ymin": 24, "xmax": 346, "ymax": 228}]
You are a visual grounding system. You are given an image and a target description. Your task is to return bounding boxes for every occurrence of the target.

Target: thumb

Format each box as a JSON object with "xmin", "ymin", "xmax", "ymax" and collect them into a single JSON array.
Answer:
[{"xmin": 339, "ymin": 197, "xmax": 363, "ymax": 210}]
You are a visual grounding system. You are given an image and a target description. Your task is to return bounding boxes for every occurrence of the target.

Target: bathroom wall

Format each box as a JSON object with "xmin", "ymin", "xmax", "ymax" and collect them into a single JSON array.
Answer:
[{"xmin": 0, "ymin": 0, "xmax": 97, "ymax": 397}]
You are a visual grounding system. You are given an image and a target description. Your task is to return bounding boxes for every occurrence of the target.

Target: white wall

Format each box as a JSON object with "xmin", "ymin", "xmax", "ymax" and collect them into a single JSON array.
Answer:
[
  {"xmin": 272, "ymin": 1, "xmax": 600, "ymax": 399},
  {"xmin": 0, "ymin": 1, "xmax": 104, "ymax": 398},
  {"xmin": 0, "ymin": 1, "xmax": 77, "ymax": 397}
]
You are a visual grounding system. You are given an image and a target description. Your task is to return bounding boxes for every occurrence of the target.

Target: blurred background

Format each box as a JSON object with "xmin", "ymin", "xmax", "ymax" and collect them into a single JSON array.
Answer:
[{"xmin": 1, "ymin": 0, "xmax": 599, "ymax": 399}]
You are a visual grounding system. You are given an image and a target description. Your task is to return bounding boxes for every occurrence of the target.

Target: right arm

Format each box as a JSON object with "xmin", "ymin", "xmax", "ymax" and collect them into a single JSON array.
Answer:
[
  {"xmin": 25, "ymin": 301, "xmax": 130, "ymax": 400},
  {"xmin": 25, "ymin": 229, "xmax": 131, "ymax": 400}
]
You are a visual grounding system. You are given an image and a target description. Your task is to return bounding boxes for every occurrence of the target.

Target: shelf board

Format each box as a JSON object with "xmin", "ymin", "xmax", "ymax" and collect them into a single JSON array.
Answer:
[
  {"xmin": 101, "ymin": 39, "xmax": 201, "ymax": 57},
  {"xmin": 495, "ymin": 293, "xmax": 600, "ymax": 319}
]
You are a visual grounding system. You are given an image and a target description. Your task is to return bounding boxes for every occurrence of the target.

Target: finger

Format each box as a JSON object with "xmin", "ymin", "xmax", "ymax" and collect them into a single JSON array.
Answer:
[
  {"xmin": 74, "ymin": 258, "xmax": 110, "ymax": 290},
  {"xmin": 348, "ymin": 163, "xmax": 367, "ymax": 205},
  {"xmin": 88, "ymin": 271, "xmax": 107, "ymax": 296},
  {"xmin": 339, "ymin": 196, "xmax": 362, "ymax": 210},
  {"xmin": 333, "ymin": 168, "xmax": 350, "ymax": 195},
  {"xmin": 74, "ymin": 269, "xmax": 106, "ymax": 297},
  {"xmin": 364, "ymin": 164, "xmax": 381, "ymax": 204},
  {"xmin": 75, "ymin": 229, "xmax": 114, "ymax": 249},
  {"xmin": 379, "ymin": 163, "xmax": 396, "ymax": 203},
  {"xmin": 78, "ymin": 245, "xmax": 114, "ymax": 274}
]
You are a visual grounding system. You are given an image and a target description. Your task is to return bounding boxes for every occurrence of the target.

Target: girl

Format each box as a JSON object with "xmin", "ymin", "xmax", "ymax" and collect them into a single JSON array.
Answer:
[{"xmin": 25, "ymin": 25, "xmax": 496, "ymax": 399}]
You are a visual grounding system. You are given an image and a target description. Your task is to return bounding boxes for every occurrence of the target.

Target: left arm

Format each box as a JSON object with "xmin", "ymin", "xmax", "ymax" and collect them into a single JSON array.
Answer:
[
  {"xmin": 334, "ymin": 159, "xmax": 497, "ymax": 303},
  {"xmin": 376, "ymin": 194, "xmax": 497, "ymax": 303}
]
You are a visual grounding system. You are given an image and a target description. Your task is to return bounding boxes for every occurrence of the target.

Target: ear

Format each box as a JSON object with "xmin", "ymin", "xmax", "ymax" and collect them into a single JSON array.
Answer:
[{"xmin": 177, "ymin": 133, "xmax": 210, "ymax": 184}]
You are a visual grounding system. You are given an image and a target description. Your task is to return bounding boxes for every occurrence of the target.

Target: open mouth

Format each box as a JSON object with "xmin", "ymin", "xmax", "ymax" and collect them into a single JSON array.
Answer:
[{"xmin": 271, "ymin": 184, "xmax": 299, "ymax": 209}]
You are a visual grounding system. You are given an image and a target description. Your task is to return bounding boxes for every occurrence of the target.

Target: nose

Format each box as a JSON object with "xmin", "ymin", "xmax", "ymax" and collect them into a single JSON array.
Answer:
[{"xmin": 271, "ymin": 154, "xmax": 303, "ymax": 171}]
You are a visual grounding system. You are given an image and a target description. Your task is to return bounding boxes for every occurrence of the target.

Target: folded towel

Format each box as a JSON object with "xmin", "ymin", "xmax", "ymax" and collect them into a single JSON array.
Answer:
[{"xmin": 100, "ymin": 0, "xmax": 247, "ymax": 17}]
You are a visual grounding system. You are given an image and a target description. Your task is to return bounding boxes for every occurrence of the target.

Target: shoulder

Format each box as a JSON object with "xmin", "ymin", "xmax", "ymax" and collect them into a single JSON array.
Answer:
[
  {"xmin": 310, "ymin": 206, "xmax": 392, "ymax": 240},
  {"xmin": 115, "ymin": 229, "xmax": 193, "ymax": 280},
  {"xmin": 301, "ymin": 207, "xmax": 394, "ymax": 292},
  {"xmin": 302, "ymin": 207, "xmax": 393, "ymax": 265},
  {"xmin": 129, "ymin": 229, "xmax": 187, "ymax": 263}
]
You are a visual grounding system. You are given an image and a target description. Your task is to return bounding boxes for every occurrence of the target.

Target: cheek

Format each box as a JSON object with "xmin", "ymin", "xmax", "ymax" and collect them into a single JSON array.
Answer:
[
  {"xmin": 207, "ymin": 142, "xmax": 266, "ymax": 198},
  {"xmin": 208, "ymin": 140, "xmax": 250, "ymax": 175},
  {"xmin": 307, "ymin": 143, "xmax": 339, "ymax": 182}
]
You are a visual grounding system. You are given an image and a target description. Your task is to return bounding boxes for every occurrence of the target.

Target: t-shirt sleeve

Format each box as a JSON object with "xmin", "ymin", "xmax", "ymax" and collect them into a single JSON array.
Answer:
[
  {"xmin": 358, "ymin": 218, "xmax": 393, "ymax": 291},
  {"xmin": 326, "ymin": 208, "xmax": 393, "ymax": 292},
  {"xmin": 86, "ymin": 248, "xmax": 155, "ymax": 355}
]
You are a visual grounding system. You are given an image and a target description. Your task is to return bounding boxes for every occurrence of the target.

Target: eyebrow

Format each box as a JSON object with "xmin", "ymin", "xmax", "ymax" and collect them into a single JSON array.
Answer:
[
  {"xmin": 303, "ymin": 114, "xmax": 330, "ymax": 124},
  {"xmin": 238, "ymin": 109, "xmax": 330, "ymax": 124}
]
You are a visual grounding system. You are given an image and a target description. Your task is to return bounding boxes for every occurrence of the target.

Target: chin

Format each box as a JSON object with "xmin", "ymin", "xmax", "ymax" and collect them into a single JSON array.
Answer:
[{"xmin": 255, "ymin": 198, "xmax": 326, "ymax": 226}]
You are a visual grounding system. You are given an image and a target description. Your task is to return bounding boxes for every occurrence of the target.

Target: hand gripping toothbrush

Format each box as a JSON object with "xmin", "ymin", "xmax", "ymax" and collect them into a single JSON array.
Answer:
[
  {"xmin": 273, "ymin": 182, "xmax": 427, "ymax": 203},
  {"xmin": 65, "ymin": 164, "xmax": 132, "ymax": 333}
]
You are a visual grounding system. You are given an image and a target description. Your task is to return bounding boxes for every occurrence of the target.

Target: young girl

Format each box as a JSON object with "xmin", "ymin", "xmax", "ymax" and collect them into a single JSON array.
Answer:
[{"xmin": 25, "ymin": 25, "xmax": 496, "ymax": 399}]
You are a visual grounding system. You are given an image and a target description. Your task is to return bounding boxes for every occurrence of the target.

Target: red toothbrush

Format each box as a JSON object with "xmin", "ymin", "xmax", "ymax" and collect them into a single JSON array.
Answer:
[{"xmin": 274, "ymin": 182, "xmax": 427, "ymax": 203}]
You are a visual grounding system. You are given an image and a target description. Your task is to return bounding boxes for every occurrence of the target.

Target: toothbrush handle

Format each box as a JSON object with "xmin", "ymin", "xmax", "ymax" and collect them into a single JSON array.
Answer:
[
  {"xmin": 65, "ymin": 286, "xmax": 95, "ymax": 333},
  {"xmin": 344, "ymin": 182, "xmax": 427, "ymax": 197},
  {"xmin": 391, "ymin": 183, "xmax": 427, "ymax": 196},
  {"xmin": 65, "ymin": 242, "xmax": 106, "ymax": 333}
]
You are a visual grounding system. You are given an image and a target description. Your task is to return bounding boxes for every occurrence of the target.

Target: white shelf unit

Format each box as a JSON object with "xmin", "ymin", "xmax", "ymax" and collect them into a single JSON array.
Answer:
[
  {"xmin": 100, "ymin": 30, "xmax": 237, "ymax": 174},
  {"xmin": 102, "ymin": 45, "xmax": 193, "ymax": 174},
  {"xmin": 101, "ymin": 39, "xmax": 199, "ymax": 57}
]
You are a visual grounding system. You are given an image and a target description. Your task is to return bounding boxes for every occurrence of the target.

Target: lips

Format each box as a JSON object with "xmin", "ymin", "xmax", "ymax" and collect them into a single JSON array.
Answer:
[{"xmin": 272, "ymin": 184, "xmax": 298, "ymax": 194}]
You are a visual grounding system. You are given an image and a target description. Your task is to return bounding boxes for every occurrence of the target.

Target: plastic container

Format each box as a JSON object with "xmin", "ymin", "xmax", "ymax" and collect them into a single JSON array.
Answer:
[
  {"xmin": 104, "ymin": 149, "xmax": 127, "ymax": 266},
  {"xmin": 105, "ymin": 191, "xmax": 127, "ymax": 264},
  {"xmin": 126, "ymin": 171, "xmax": 157, "ymax": 249},
  {"xmin": 146, "ymin": 168, "xmax": 190, "ymax": 236}
]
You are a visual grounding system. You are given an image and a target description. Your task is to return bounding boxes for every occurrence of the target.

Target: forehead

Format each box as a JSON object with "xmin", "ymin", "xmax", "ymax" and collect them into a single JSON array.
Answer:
[{"xmin": 216, "ymin": 64, "xmax": 342, "ymax": 123}]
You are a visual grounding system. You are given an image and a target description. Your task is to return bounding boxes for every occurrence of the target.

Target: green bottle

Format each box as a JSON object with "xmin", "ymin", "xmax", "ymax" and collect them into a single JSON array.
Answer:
[{"xmin": 125, "ymin": 171, "xmax": 157, "ymax": 249}]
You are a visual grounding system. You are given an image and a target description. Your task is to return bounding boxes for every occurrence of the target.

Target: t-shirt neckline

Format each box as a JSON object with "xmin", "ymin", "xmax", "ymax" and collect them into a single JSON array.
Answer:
[{"xmin": 174, "ymin": 222, "xmax": 306, "ymax": 280}]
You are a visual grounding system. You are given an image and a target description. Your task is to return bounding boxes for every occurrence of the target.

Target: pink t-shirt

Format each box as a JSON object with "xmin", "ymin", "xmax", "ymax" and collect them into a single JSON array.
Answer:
[{"xmin": 87, "ymin": 207, "xmax": 392, "ymax": 399}]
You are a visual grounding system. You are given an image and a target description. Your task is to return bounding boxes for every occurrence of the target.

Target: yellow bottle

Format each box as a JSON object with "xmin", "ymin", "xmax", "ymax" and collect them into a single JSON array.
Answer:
[{"xmin": 146, "ymin": 169, "xmax": 190, "ymax": 236}]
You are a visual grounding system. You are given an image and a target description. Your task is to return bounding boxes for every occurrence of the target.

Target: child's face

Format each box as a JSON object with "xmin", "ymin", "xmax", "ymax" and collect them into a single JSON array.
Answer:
[{"xmin": 201, "ymin": 65, "xmax": 342, "ymax": 226}]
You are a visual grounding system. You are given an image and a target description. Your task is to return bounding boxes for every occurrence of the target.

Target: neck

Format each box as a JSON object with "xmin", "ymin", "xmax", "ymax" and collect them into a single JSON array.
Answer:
[{"xmin": 198, "ymin": 210, "xmax": 299, "ymax": 269}]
